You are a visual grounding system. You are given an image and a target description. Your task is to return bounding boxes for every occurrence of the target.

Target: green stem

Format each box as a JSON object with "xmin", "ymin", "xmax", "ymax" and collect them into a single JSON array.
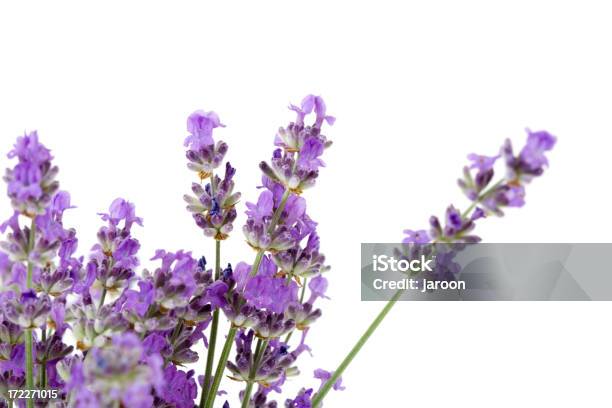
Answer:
[
  {"xmin": 249, "ymin": 251, "xmax": 264, "ymax": 278},
  {"xmin": 267, "ymin": 189, "xmax": 290, "ymax": 234},
  {"xmin": 241, "ymin": 382, "xmax": 254, "ymax": 408},
  {"xmin": 299, "ymin": 278, "xmax": 308, "ymax": 303},
  {"xmin": 311, "ymin": 290, "xmax": 403, "ymax": 407},
  {"xmin": 200, "ymin": 240, "xmax": 222, "ymax": 408},
  {"xmin": 25, "ymin": 328, "xmax": 34, "ymax": 393},
  {"xmin": 98, "ymin": 287, "xmax": 107, "ymax": 311},
  {"xmin": 204, "ymin": 326, "xmax": 237, "ymax": 408},
  {"xmin": 39, "ymin": 328, "xmax": 47, "ymax": 388},
  {"xmin": 25, "ymin": 219, "xmax": 36, "ymax": 408},
  {"xmin": 462, "ymin": 179, "xmax": 504, "ymax": 218},
  {"xmin": 26, "ymin": 220, "xmax": 35, "ymax": 287},
  {"xmin": 241, "ymin": 338, "xmax": 268, "ymax": 408}
]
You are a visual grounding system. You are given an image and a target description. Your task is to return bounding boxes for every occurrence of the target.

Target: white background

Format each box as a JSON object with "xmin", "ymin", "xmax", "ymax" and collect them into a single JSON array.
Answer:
[{"xmin": 1, "ymin": 1, "xmax": 611, "ymax": 407}]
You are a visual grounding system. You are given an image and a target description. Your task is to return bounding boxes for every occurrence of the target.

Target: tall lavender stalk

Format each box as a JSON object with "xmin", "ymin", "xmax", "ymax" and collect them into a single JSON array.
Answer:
[
  {"xmin": 0, "ymin": 98, "xmax": 336, "ymax": 407},
  {"xmin": 311, "ymin": 129, "xmax": 557, "ymax": 407},
  {"xmin": 180, "ymin": 109, "xmax": 239, "ymax": 406},
  {"xmin": 205, "ymin": 95, "xmax": 335, "ymax": 408},
  {"xmin": 1, "ymin": 132, "xmax": 75, "ymax": 408}
]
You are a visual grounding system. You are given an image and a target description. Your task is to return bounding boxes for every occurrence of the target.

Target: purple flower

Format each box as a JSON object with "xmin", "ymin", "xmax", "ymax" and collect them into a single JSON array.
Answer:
[
  {"xmin": 314, "ymin": 368, "xmax": 345, "ymax": 391},
  {"xmin": 519, "ymin": 130, "xmax": 557, "ymax": 169},
  {"xmin": 228, "ymin": 331, "xmax": 300, "ymax": 386},
  {"xmin": 428, "ymin": 206, "xmax": 480, "ymax": 243},
  {"xmin": 286, "ymin": 302, "xmax": 322, "ymax": 331},
  {"xmin": 406, "ymin": 130, "xmax": 556, "ymax": 258},
  {"xmin": 260, "ymin": 149, "xmax": 320, "ymax": 195},
  {"xmin": 185, "ymin": 162, "xmax": 241, "ymax": 240},
  {"xmin": 4, "ymin": 290, "xmax": 51, "ymax": 329},
  {"xmin": 297, "ymin": 137, "xmax": 326, "ymax": 171},
  {"xmin": 243, "ymin": 256, "xmax": 298, "ymax": 313},
  {"xmin": 502, "ymin": 129, "xmax": 556, "ymax": 183},
  {"xmin": 306, "ymin": 275, "xmax": 330, "ymax": 304},
  {"xmin": 145, "ymin": 250, "xmax": 198, "ymax": 310},
  {"xmin": 75, "ymin": 333, "xmax": 162, "ymax": 408},
  {"xmin": 245, "ymin": 190, "xmax": 275, "ymax": 223},
  {"xmin": 402, "ymin": 229, "xmax": 430, "ymax": 244},
  {"xmin": 156, "ymin": 365, "xmax": 198, "ymax": 408},
  {"xmin": 123, "ymin": 280, "xmax": 155, "ymax": 318},
  {"xmin": 203, "ymin": 280, "xmax": 229, "ymax": 308},
  {"xmin": 285, "ymin": 388, "xmax": 314, "ymax": 408},
  {"xmin": 142, "ymin": 333, "xmax": 171, "ymax": 356},
  {"xmin": 483, "ymin": 184, "xmax": 526, "ymax": 211},
  {"xmin": 467, "ymin": 153, "xmax": 499, "ymax": 171},
  {"xmin": 4, "ymin": 131, "xmax": 59, "ymax": 216},
  {"xmin": 273, "ymin": 230, "xmax": 329, "ymax": 280},
  {"xmin": 289, "ymin": 95, "xmax": 335, "ymax": 128},
  {"xmin": 99, "ymin": 197, "xmax": 143, "ymax": 231},
  {"xmin": 185, "ymin": 110, "xmax": 225, "ymax": 150},
  {"xmin": 7, "ymin": 131, "xmax": 52, "ymax": 163}
]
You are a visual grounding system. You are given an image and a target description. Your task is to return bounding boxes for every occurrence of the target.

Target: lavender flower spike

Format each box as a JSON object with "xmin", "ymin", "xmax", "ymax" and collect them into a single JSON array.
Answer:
[
  {"xmin": 185, "ymin": 110, "xmax": 228, "ymax": 180},
  {"xmin": 312, "ymin": 129, "xmax": 556, "ymax": 407},
  {"xmin": 4, "ymin": 131, "xmax": 59, "ymax": 217}
]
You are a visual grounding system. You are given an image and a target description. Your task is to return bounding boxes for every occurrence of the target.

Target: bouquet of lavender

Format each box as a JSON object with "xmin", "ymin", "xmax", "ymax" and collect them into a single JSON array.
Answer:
[
  {"xmin": 0, "ymin": 96, "xmax": 338, "ymax": 408},
  {"xmin": 0, "ymin": 93, "xmax": 555, "ymax": 408}
]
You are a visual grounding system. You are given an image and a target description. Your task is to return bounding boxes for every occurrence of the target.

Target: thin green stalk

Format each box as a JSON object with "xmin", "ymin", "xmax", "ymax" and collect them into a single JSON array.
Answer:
[
  {"xmin": 462, "ymin": 179, "xmax": 504, "ymax": 218},
  {"xmin": 25, "ymin": 219, "xmax": 36, "ymax": 408},
  {"xmin": 267, "ymin": 189, "xmax": 290, "ymax": 235},
  {"xmin": 204, "ymin": 326, "xmax": 237, "ymax": 408},
  {"xmin": 200, "ymin": 240, "xmax": 222, "ymax": 408},
  {"xmin": 206, "ymin": 188, "xmax": 292, "ymax": 408},
  {"xmin": 250, "ymin": 251, "xmax": 264, "ymax": 278},
  {"xmin": 24, "ymin": 328, "xmax": 34, "ymax": 395},
  {"xmin": 39, "ymin": 328, "xmax": 47, "ymax": 388},
  {"xmin": 241, "ymin": 338, "xmax": 268, "ymax": 408},
  {"xmin": 241, "ymin": 382, "xmax": 254, "ymax": 408},
  {"xmin": 98, "ymin": 288, "xmax": 107, "ymax": 311},
  {"xmin": 299, "ymin": 278, "xmax": 308, "ymax": 303},
  {"xmin": 26, "ymin": 220, "xmax": 35, "ymax": 286},
  {"xmin": 311, "ymin": 290, "xmax": 403, "ymax": 407}
]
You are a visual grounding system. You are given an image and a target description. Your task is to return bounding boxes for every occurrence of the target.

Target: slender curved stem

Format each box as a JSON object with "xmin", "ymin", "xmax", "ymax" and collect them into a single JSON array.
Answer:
[
  {"xmin": 311, "ymin": 290, "xmax": 402, "ymax": 407},
  {"xmin": 267, "ymin": 189, "xmax": 290, "ymax": 235},
  {"xmin": 241, "ymin": 338, "xmax": 268, "ymax": 408},
  {"xmin": 249, "ymin": 251, "xmax": 264, "ymax": 278},
  {"xmin": 25, "ymin": 219, "xmax": 36, "ymax": 408},
  {"xmin": 200, "ymin": 240, "xmax": 222, "ymax": 408},
  {"xmin": 98, "ymin": 288, "xmax": 107, "ymax": 311},
  {"xmin": 39, "ymin": 327, "xmax": 47, "ymax": 388},
  {"xmin": 462, "ymin": 179, "xmax": 504, "ymax": 218},
  {"xmin": 204, "ymin": 326, "xmax": 237, "ymax": 408},
  {"xmin": 241, "ymin": 382, "xmax": 254, "ymax": 408},
  {"xmin": 24, "ymin": 328, "xmax": 34, "ymax": 395}
]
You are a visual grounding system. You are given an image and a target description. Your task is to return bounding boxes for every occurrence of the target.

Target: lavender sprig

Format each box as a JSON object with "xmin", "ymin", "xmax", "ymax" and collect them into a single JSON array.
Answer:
[
  {"xmin": 0, "ymin": 96, "xmax": 383, "ymax": 408},
  {"xmin": 204, "ymin": 95, "xmax": 334, "ymax": 408},
  {"xmin": 182, "ymin": 110, "xmax": 241, "ymax": 407},
  {"xmin": 310, "ymin": 129, "xmax": 557, "ymax": 407},
  {"xmin": 0, "ymin": 132, "xmax": 75, "ymax": 408}
]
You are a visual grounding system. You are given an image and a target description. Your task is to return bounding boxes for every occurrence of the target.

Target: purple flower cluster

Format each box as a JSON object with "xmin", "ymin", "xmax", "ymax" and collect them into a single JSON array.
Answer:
[
  {"xmin": 204, "ymin": 95, "xmax": 340, "ymax": 408},
  {"xmin": 404, "ymin": 129, "xmax": 557, "ymax": 246},
  {"xmin": 184, "ymin": 111, "xmax": 241, "ymax": 241},
  {"xmin": 0, "ymin": 96, "xmax": 346, "ymax": 408}
]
